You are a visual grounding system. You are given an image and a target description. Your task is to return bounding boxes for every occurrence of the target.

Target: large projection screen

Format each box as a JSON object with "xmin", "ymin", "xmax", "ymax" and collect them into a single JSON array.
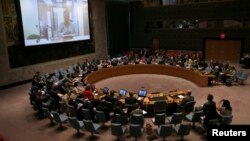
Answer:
[{"xmin": 19, "ymin": 0, "xmax": 90, "ymax": 46}]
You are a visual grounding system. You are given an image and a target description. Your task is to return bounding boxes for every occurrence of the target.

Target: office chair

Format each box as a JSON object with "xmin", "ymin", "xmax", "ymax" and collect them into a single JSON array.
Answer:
[
  {"xmin": 68, "ymin": 116, "xmax": 84, "ymax": 135},
  {"xmin": 83, "ymin": 119, "xmax": 101, "ymax": 136},
  {"xmin": 185, "ymin": 110, "xmax": 204, "ymax": 127},
  {"xmin": 42, "ymin": 107, "xmax": 54, "ymax": 125},
  {"xmin": 157, "ymin": 124, "xmax": 172, "ymax": 141},
  {"xmin": 51, "ymin": 111, "xmax": 68, "ymax": 128},
  {"xmin": 221, "ymin": 115, "xmax": 233, "ymax": 125},
  {"xmin": 174, "ymin": 123, "xmax": 191, "ymax": 141},
  {"xmin": 152, "ymin": 113, "xmax": 166, "ymax": 127},
  {"xmin": 129, "ymin": 124, "xmax": 143, "ymax": 141},
  {"xmin": 154, "ymin": 100, "xmax": 167, "ymax": 115},
  {"xmin": 167, "ymin": 112, "xmax": 183, "ymax": 126},
  {"xmin": 111, "ymin": 123, "xmax": 126, "ymax": 140}
]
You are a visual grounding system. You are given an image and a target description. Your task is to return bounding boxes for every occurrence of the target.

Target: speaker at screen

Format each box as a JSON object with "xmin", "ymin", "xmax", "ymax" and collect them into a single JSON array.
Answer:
[{"xmin": 19, "ymin": 0, "xmax": 91, "ymax": 47}]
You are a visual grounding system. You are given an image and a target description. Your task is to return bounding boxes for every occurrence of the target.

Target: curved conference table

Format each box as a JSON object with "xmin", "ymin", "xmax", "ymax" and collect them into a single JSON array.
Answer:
[{"xmin": 85, "ymin": 64, "xmax": 213, "ymax": 87}]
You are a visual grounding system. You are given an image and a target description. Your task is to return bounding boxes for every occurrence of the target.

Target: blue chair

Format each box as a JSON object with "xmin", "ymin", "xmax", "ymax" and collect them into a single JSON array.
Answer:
[
  {"xmin": 200, "ymin": 118, "xmax": 220, "ymax": 134},
  {"xmin": 174, "ymin": 123, "xmax": 191, "ymax": 140},
  {"xmin": 221, "ymin": 115, "xmax": 233, "ymax": 125},
  {"xmin": 152, "ymin": 113, "xmax": 166, "ymax": 127},
  {"xmin": 51, "ymin": 111, "xmax": 68, "ymax": 128},
  {"xmin": 178, "ymin": 101, "xmax": 196, "ymax": 115},
  {"xmin": 154, "ymin": 100, "xmax": 167, "ymax": 115},
  {"xmin": 115, "ymin": 114, "xmax": 128, "ymax": 125},
  {"xmin": 81, "ymin": 108, "xmax": 92, "ymax": 120},
  {"xmin": 95, "ymin": 110, "xmax": 108, "ymax": 126},
  {"xmin": 185, "ymin": 110, "xmax": 204, "ymax": 127},
  {"xmin": 83, "ymin": 119, "xmax": 101, "ymax": 136},
  {"xmin": 167, "ymin": 112, "xmax": 183, "ymax": 126},
  {"xmin": 59, "ymin": 101, "xmax": 68, "ymax": 114},
  {"xmin": 111, "ymin": 123, "xmax": 126, "ymax": 140},
  {"xmin": 131, "ymin": 114, "xmax": 145, "ymax": 128},
  {"xmin": 129, "ymin": 124, "xmax": 143, "ymax": 141},
  {"xmin": 42, "ymin": 107, "xmax": 54, "ymax": 125},
  {"xmin": 237, "ymin": 72, "xmax": 249, "ymax": 85},
  {"xmin": 236, "ymin": 70, "xmax": 243, "ymax": 78},
  {"xmin": 68, "ymin": 117, "xmax": 84, "ymax": 135},
  {"xmin": 157, "ymin": 124, "xmax": 172, "ymax": 141},
  {"xmin": 67, "ymin": 104, "xmax": 77, "ymax": 117}
]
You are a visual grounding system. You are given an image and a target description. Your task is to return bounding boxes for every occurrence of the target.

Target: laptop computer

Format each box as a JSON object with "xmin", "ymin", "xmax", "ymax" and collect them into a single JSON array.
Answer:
[
  {"xmin": 137, "ymin": 90, "xmax": 147, "ymax": 101},
  {"xmin": 119, "ymin": 89, "xmax": 127, "ymax": 98},
  {"xmin": 103, "ymin": 87, "xmax": 109, "ymax": 94},
  {"xmin": 138, "ymin": 90, "xmax": 147, "ymax": 97}
]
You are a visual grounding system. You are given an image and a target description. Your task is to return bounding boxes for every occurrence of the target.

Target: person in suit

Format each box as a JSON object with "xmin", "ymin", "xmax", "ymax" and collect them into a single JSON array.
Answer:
[
  {"xmin": 82, "ymin": 98, "xmax": 96, "ymax": 122},
  {"xmin": 125, "ymin": 92, "xmax": 138, "ymax": 117},
  {"xmin": 202, "ymin": 94, "xmax": 219, "ymax": 128},
  {"xmin": 112, "ymin": 101, "xmax": 128, "ymax": 124},
  {"xmin": 130, "ymin": 103, "xmax": 144, "ymax": 122},
  {"xmin": 96, "ymin": 100, "xmax": 111, "ymax": 121},
  {"xmin": 179, "ymin": 90, "xmax": 195, "ymax": 106},
  {"xmin": 130, "ymin": 103, "xmax": 143, "ymax": 116},
  {"xmin": 125, "ymin": 92, "xmax": 138, "ymax": 105},
  {"xmin": 105, "ymin": 90, "xmax": 118, "ymax": 105},
  {"xmin": 68, "ymin": 94, "xmax": 84, "ymax": 120},
  {"xmin": 114, "ymin": 101, "xmax": 126, "ymax": 116}
]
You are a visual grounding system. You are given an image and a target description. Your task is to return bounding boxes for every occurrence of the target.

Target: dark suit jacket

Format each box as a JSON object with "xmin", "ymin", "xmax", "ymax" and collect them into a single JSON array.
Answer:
[
  {"xmin": 125, "ymin": 96, "xmax": 138, "ymax": 105},
  {"xmin": 105, "ymin": 95, "xmax": 118, "ymax": 105},
  {"xmin": 180, "ymin": 95, "xmax": 194, "ymax": 106},
  {"xmin": 203, "ymin": 101, "xmax": 219, "ymax": 126}
]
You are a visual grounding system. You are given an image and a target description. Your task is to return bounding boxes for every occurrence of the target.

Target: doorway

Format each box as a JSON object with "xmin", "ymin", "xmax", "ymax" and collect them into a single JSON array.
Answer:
[{"xmin": 204, "ymin": 39, "xmax": 242, "ymax": 63}]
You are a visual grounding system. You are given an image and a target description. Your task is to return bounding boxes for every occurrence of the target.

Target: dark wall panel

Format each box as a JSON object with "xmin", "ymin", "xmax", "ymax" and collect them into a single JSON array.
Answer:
[
  {"xmin": 130, "ymin": 0, "xmax": 250, "ymax": 53},
  {"xmin": 106, "ymin": 1, "xmax": 130, "ymax": 56}
]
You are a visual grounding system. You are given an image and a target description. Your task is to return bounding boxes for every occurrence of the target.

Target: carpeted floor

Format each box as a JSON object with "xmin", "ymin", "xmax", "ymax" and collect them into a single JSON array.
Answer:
[{"xmin": 0, "ymin": 65, "xmax": 250, "ymax": 141}]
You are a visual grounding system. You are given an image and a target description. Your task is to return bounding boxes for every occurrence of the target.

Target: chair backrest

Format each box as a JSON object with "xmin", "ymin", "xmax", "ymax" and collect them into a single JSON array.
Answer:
[
  {"xmin": 42, "ymin": 107, "xmax": 53, "ymax": 120},
  {"xmin": 115, "ymin": 114, "xmax": 128, "ymax": 125},
  {"xmin": 159, "ymin": 124, "xmax": 172, "ymax": 138},
  {"xmin": 154, "ymin": 113, "xmax": 166, "ymax": 126},
  {"xmin": 170, "ymin": 112, "xmax": 183, "ymax": 125},
  {"xmin": 67, "ymin": 104, "xmax": 77, "ymax": 117},
  {"xmin": 59, "ymin": 101, "xmax": 67, "ymax": 113},
  {"xmin": 111, "ymin": 123, "xmax": 124, "ymax": 136},
  {"xmin": 83, "ymin": 119, "xmax": 95, "ymax": 132},
  {"xmin": 241, "ymin": 72, "xmax": 249, "ymax": 80},
  {"xmin": 183, "ymin": 101, "xmax": 196, "ymax": 113},
  {"xmin": 132, "ymin": 114, "xmax": 144, "ymax": 128},
  {"xmin": 124, "ymin": 104, "xmax": 133, "ymax": 115},
  {"xmin": 208, "ymin": 119, "xmax": 219, "ymax": 125},
  {"xmin": 236, "ymin": 70, "xmax": 243, "ymax": 78},
  {"xmin": 69, "ymin": 116, "xmax": 81, "ymax": 129},
  {"xmin": 177, "ymin": 123, "xmax": 191, "ymax": 136},
  {"xmin": 51, "ymin": 111, "xmax": 61, "ymax": 123},
  {"xmin": 95, "ymin": 110, "xmax": 106, "ymax": 122},
  {"xmin": 103, "ymin": 101, "xmax": 114, "ymax": 112},
  {"xmin": 154, "ymin": 100, "xmax": 167, "ymax": 114},
  {"xmin": 130, "ymin": 124, "xmax": 143, "ymax": 138},
  {"xmin": 221, "ymin": 115, "xmax": 233, "ymax": 125},
  {"xmin": 192, "ymin": 110, "xmax": 204, "ymax": 122},
  {"xmin": 81, "ymin": 108, "xmax": 92, "ymax": 120}
]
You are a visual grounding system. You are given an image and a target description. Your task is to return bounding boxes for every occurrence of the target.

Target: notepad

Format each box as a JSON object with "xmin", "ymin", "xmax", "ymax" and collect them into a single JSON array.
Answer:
[
  {"xmin": 137, "ymin": 97, "xmax": 143, "ymax": 101},
  {"xmin": 57, "ymin": 93, "xmax": 63, "ymax": 97},
  {"xmin": 177, "ymin": 95, "xmax": 185, "ymax": 99}
]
